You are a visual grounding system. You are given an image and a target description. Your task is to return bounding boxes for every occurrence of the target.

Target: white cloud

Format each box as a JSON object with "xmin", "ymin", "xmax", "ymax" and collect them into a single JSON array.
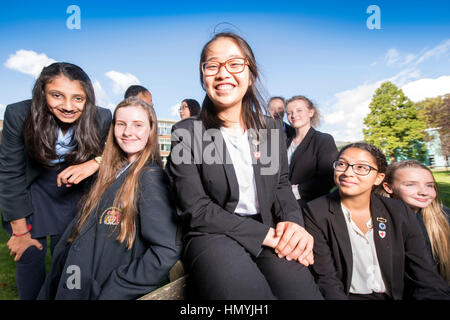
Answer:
[
  {"xmin": 93, "ymin": 79, "xmax": 117, "ymax": 114},
  {"xmin": 401, "ymin": 75, "xmax": 450, "ymax": 102},
  {"xmin": 385, "ymin": 48, "xmax": 400, "ymax": 66},
  {"xmin": 170, "ymin": 103, "xmax": 181, "ymax": 117},
  {"xmin": 105, "ymin": 70, "xmax": 140, "ymax": 95},
  {"xmin": 0, "ymin": 104, "xmax": 6, "ymax": 120},
  {"xmin": 4, "ymin": 49, "xmax": 56, "ymax": 78},
  {"xmin": 415, "ymin": 39, "xmax": 450, "ymax": 65}
]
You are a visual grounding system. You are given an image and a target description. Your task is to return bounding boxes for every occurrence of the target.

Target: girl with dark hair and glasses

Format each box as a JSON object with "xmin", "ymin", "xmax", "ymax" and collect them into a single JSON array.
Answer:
[
  {"xmin": 179, "ymin": 98, "xmax": 201, "ymax": 120},
  {"xmin": 0, "ymin": 62, "xmax": 112, "ymax": 299},
  {"xmin": 303, "ymin": 142, "xmax": 450, "ymax": 300},
  {"xmin": 168, "ymin": 32, "xmax": 323, "ymax": 299}
]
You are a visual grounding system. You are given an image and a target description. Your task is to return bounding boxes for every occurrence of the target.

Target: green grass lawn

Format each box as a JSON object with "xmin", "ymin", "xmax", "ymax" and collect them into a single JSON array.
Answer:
[
  {"xmin": 0, "ymin": 170, "xmax": 448, "ymax": 300},
  {"xmin": 434, "ymin": 170, "xmax": 450, "ymax": 207}
]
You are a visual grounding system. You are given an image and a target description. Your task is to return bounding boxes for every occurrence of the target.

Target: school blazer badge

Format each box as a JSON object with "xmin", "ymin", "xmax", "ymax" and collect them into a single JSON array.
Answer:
[{"xmin": 99, "ymin": 207, "xmax": 122, "ymax": 225}]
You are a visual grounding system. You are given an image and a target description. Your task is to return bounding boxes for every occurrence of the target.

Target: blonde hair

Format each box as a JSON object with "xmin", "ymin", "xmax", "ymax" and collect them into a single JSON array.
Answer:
[
  {"xmin": 382, "ymin": 160, "xmax": 450, "ymax": 283},
  {"xmin": 69, "ymin": 98, "xmax": 162, "ymax": 249},
  {"xmin": 286, "ymin": 95, "xmax": 320, "ymax": 127}
]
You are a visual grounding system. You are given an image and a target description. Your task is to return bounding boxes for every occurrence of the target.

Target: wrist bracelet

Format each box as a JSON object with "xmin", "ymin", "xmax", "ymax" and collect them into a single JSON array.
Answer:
[{"xmin": 12, "ymin": 224, "xmax": 32, "ymax": 237}]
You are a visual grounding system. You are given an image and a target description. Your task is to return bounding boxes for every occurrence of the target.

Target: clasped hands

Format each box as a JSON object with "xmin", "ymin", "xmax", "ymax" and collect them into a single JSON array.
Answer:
[{"xmin": 263, "ymin": 221, "xmax": 314, "ymax": 267}]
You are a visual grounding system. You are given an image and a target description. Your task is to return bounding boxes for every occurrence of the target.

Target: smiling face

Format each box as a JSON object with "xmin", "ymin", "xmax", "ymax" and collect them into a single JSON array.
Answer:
[
  {"xmin": 384, "ymin": 167, "xmax": 437, "ymax": 212},
  {"xmin": 202, "ymin": 37, "xmax": 251, "ymax": 112},
  {"xmin": 45, "ymin": 75, "xmax": 86, "ymax": 124},
  {"xmin": 114, "ymin": 105, "xmax": 151, "ymax": 163},
  {"xmin": 334, "ymin": 147, "xmax": 385, "ymax": 198},
  {"xmin": 286, "ymin": 99, "xmax": 314, "ymax": 129},
  {"xmin": 179, "ymin": 101, "xmax": 191, "ymax": 119}
]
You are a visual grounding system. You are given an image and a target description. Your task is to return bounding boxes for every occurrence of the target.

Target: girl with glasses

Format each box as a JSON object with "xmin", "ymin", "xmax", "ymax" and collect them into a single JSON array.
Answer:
[
  {"xmin": 179, "ymin": 98, "xmax": 201, "ymax": 120},
  {"xmin": 167, "ymin": 32, "xmax": 323, "ymax": 299},
  {"xmin": 0, "ymin": 62, "xmax": 112, "ymax": 300},
  {"xmin": 303, "ymin": 142, "xmax": 449, "ymax": 299},
  {"xmin": 379, "ymin": 160, "xmax": 450, "ymax": 285}
]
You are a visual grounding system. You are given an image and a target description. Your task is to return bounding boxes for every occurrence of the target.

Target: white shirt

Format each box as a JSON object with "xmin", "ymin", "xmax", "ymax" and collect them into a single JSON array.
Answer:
[
  {"xmin": 287, "ymin": 140, "xmax": 299, "ymax": 166},
  {"xmin": 341, "ymin": 203, "xmax": 387, "ymax": 294},
  {"xmin": 220, "ymin": 126, "xmax": 259, "ymax": 216}
]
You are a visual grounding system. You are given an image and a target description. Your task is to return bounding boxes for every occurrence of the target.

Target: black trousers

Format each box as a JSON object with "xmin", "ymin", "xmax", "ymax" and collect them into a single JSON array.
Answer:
[
  {"xmin": 184, "ymin": 233, "xmax": 324, "ymax": 300},
  {"xmin": 16, "ymin": 234, "xmax": 61, "ymax": 300}
]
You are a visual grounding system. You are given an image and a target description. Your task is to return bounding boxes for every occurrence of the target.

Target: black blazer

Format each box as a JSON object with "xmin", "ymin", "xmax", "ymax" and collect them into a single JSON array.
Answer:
[
  {"xmin": 287, "ymin": 127, "xmax": 338, "ymax": 204},
  {"xmin": 303, "ymin": 191, "xmax": 450, "ymax": 300},
  {"xmin": 38, "ymin": 164, "xmax": 182, "ymax": 300},
  {"xmin": 283, "ymin": 121, "xmax": 296, "ymax": 141},
  {"xmin": 167, "ymin": 116, "xmax": 303, "ymax": 258},
  {"xmin": 0, "ymin": 99, "xmax": 112, "ymax": 223}
]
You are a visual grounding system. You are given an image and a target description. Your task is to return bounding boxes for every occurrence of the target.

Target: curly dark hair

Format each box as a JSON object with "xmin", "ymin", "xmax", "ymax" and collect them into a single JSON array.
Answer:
[{"xmin": 337, "ymin": 142, "xmax": 388, "ymax": 173}]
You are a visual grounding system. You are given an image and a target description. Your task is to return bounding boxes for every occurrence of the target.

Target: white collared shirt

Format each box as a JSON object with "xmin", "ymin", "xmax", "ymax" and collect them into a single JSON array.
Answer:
[
  {"xmin": 220, "ymin": 126, "xmax": 259, "ymax": 216},
  {"xmin": 341, "ymin": 203, "xmax": 387, "ymax": 294}
]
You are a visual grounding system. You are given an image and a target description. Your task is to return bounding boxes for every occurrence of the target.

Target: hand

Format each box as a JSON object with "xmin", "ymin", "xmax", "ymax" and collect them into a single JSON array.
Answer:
[
  {"xmin": 274, "ymin": 221, "xmax": 314, "ymax": 266},
  {"xmin": 57, "ymin": 159, "xmax": 100, "ymax": 187},
  {"xmin": 7, "ymin": 234, "xmax": 43, "ymax": 262}
]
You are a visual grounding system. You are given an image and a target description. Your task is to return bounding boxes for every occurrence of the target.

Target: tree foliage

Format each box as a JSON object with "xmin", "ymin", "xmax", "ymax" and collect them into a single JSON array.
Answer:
[
  {"xmin": 416, "ymin": 93, "xmax": 450, "ymax": 159},
  {"xmin": 363, "ymin": 81, "xmax": 427, "ymax": 162}
]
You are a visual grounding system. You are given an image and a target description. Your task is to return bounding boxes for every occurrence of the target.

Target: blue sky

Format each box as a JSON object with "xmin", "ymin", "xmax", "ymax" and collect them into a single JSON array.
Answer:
[{"xmin": 1, "ymin": 0, "xmax": 449, "ymax": 141}]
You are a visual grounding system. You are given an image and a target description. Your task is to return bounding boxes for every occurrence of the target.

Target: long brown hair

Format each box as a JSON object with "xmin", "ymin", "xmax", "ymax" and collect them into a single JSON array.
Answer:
[
  {"xmin": 69, "ymin": 98, "xmax": 162, "ymax": 249},
  {"xmin": 199, "ymin": 32, "xmax": 267, "ymax": 130},
  {"xmin": 23, "ymin": 62, "xmax": 102, "ymax": 166},
  {"xmin": 381, "ymin": 160, "xmax": 450, "ymax": 283}
]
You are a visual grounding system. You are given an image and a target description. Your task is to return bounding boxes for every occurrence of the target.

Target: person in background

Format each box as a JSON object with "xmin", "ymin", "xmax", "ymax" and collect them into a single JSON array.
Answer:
[
  {"xmin": 38, "ymin": 98, "xmax": 181, "ymax": 299},
  {"xmin": 379, "ymin": 160, "xmax": 450, "ymax": 285},
  {"xmin": 268, "ymin": 96, "xmax": 295, "ymax": 141},
  {"xmin": 304, "ymin": 143, "xmax": 450, "ymax": 300},
  {"xmin": 285, "ymin": 95, "xmax": 338, "ymax": 207},
  {"xmin": 179, "ymin": 98, "xmax": 201, "ymax": 120},
  {"xmin": 0, "ymin": 62, "xmax": 112, "ymax": 299},
  {"xmin": 168, "ymin": 32, "xmax": 323, "ymax": 299},
  {"xmin": 124, "ymin": 85, "xmax": 153, "ymax": 106}
]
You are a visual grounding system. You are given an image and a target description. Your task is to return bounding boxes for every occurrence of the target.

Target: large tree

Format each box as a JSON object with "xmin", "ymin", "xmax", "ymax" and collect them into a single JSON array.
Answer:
[
  {"xmin": 416, "ymin": 93, "xmax": 450, "ymax": 160},
  {"xmin": 363, "ymin": 81, "xmax": 427, "ymax": 162}
]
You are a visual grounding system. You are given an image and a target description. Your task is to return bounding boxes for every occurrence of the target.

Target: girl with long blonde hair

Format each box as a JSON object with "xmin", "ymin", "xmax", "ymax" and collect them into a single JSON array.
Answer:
[
  {"xmin": 381, "ymin": 160, "xmax": 450, "ymax": 285},
  {"xmin": 39, "ymin": 98, "xmax": 181, "ymax": 299}
]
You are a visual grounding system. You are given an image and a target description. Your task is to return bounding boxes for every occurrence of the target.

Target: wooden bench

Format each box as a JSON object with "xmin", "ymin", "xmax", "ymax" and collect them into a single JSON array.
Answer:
[{"xmin": 138, "ymin": 260, "xmax": 187, "ymax": 300}]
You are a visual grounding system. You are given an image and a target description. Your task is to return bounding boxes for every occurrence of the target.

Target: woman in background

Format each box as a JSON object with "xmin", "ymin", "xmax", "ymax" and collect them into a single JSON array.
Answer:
[
  {"xmin": 285, "ymin": 95, "xmax": 338, "ymax": 207},
  {"xmin": 179, "ymin": 98, "xmax": 201, "ymax": 120}
]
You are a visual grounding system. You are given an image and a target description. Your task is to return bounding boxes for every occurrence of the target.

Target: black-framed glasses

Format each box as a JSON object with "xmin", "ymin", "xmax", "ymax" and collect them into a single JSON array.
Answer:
[
  {"xmin": 333, "ymin": 160, "xmax": 378, "ymax": 176},
  {"xmin": 201, "ymin": 58, "xmax": 248, "ymax": 76}
]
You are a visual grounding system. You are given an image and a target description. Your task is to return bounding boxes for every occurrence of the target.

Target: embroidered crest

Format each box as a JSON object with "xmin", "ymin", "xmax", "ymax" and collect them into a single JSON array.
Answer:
[
  {"xmin": 99, "ymin": 207, "xmax": 121, "ymax": 225},
  {"xmin": 378, "ymin": 230, "xmax": 386, "ymax": 239}
]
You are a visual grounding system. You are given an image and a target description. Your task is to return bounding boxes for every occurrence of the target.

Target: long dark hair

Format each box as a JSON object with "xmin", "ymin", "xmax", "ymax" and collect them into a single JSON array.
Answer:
[
  {"xmin": 23, "ymin": 62, "xmax": 103, "ymax": 166},
  {"xmin": 199, "ymin": 32, "xmax": 267, "ymax": 130}
]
